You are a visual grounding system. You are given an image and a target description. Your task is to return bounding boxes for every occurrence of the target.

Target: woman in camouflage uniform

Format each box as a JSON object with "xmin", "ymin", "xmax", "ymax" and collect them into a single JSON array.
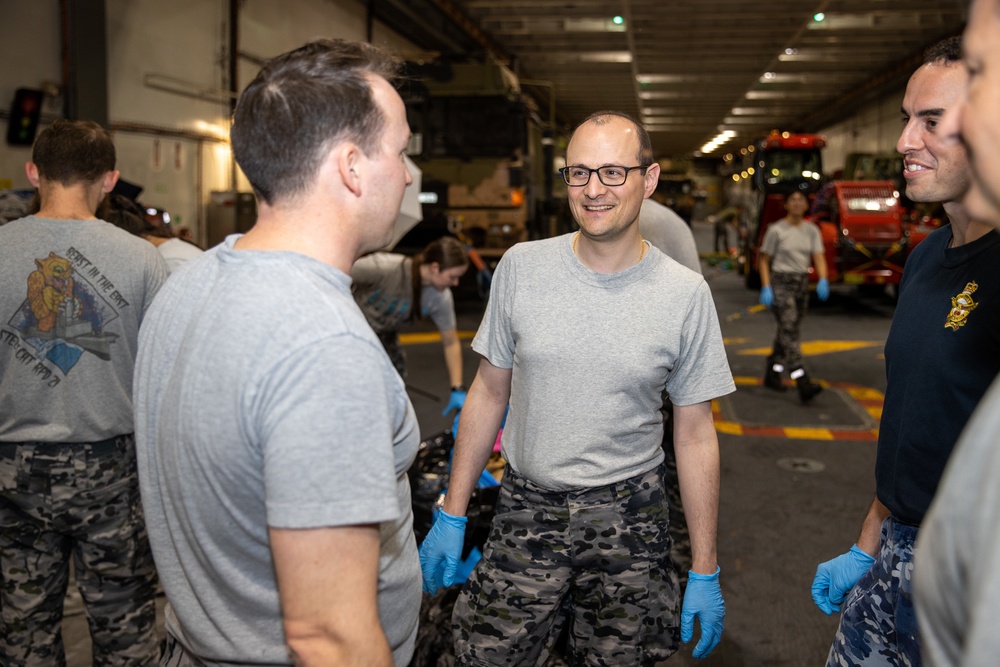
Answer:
[{"xmin": 758, "ymin": 190, "xmax": 830, "ymax": 403}]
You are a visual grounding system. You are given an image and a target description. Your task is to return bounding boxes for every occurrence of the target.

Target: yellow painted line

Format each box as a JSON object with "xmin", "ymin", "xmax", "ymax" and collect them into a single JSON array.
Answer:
[
  {"xmin": 783, "ymin": 427, "xmax": 835, "ymax": 440},
  {"xmin": 720, "ymin": 378, "xmax": 883, "ymax": 441},
  {"xmin": 736, "ymin": 340, "xmax": 882, "ymax": 357},
  {"xmin": 715, "ymin": 421, "xmax": 744, "ymax": 435},
  {"xmin": 844, "ymin": 386, "xmax": 883, "ymax": 400},
  {"xmin": 398, "ymin": 330, "xmax": 477, "ymax": 345},
  {"xmin": 723, "ymin": 337, "xmax": 751, "ymax": 345}
]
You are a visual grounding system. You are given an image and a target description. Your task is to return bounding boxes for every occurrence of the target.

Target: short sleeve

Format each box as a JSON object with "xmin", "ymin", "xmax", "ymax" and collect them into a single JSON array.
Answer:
[
  {"xmin": 471, "ymin": 251, "xmax": 516, "ymax": 369},
  {"xmin": 257, "ymin": 335, "xmax": 401, "ymax": 529}
]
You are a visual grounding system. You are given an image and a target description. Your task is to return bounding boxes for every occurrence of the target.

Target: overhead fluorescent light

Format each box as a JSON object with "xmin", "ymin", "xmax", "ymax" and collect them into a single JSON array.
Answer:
[
  {"xmin": 636, "ymin": 74, "xmax": 691, "ymax": 84},
  {"xmin": 638, "ymin": 91, "xmax": 688, "ymax": 100},
  {"xmin": 745, "ymin": 90, "xmax": 793, "ymax": 100},
  {"xmin": 758, "ymin": 73, "xmax": 808, "ymax": 83},
  {"xmin": 730, "ymin": 107, "xmax": 779, "ymax": 115},
  {"xmin": 808, "ymin": 12, "xmax": 926, "ymax": 29},
  {"xmin": 538, "ymin": 51, "xmax": 632, "ymax": 63},
  {"xmin": 564, "ymin": 17, "xmax": 626, "ymax": 32}
]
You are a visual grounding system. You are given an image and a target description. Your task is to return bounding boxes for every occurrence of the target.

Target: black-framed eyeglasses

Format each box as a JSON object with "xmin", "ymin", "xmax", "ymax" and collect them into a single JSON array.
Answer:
[{"xmin": 559, "ymin": 165, "xmax": 649, "ymax": 187}]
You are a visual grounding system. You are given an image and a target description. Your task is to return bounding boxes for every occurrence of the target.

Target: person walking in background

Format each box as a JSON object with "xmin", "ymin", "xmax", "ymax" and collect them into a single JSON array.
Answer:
[
  {"xmin": 134, "ymin": 39, "xmax": 422, "ymax": 667},
  {"xmin": 758, "ymin": 190, "xmax": 829, "ymax": 403},
  {"xmin": 352, "ymin": 236, "xmax": 470, "ymax": 417},
  {"xmin": 420, "ymin": 111, "xmax": 735, "ymax": 665},
  {"xmin": 0, "ymin": 119, "xmax": 167, "ymax": 666},
  {"xmin": 812, "ymin": 36, "xmax": 1000, "ymax": 667},
  {"xmin": 711, "ymin": 203, "xmax": 743, "ymax": 255}
]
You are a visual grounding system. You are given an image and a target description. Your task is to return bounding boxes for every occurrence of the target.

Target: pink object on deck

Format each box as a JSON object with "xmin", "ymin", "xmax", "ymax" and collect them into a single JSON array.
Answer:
[{"xmin": 493, "ymin": 428, "xmax": 503, "ymax": 453}]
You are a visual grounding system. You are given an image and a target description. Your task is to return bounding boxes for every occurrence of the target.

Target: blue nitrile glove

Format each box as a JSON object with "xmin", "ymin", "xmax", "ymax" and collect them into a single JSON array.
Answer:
[
  {"xmin": 817, "ymin": 278, "xmax": 830, "ymax": 302},
  {"xmin": 759, "ymin": 285, "xmax": 774, "ymax": 307},
  {"xmin": 681, "ymin": 566, "xmax": 725, "ymax": 659},
  {"xmin": 811, "ymin": 544, "xmax": 875, "ymax": 615},
  {"xmin": 418, "ymin": 509, "xmax": 467, "ymax": 595},
  {"xmin": 442, "ymin": 389, "xmax": 466, "ymax": 416}
]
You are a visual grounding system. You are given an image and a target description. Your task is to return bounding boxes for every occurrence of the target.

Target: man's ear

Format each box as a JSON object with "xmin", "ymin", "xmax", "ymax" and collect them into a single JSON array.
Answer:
[
  {"xmin": 643, "ymin": 162, "xmax": 661, "ymax": 198},
  {"xmin": 25, "ymin": 162, "xmax": 40, "ymax": 188},
  {"xmin": 101, "ymin": 170, "xmax": 120, "ymax": 195},
  {"xmin": 338, "ymin": 144, "xmax": 363, "ymax": 197}
]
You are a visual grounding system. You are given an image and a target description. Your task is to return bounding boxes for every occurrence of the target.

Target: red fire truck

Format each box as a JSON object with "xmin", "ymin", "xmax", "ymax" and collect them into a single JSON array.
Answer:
[{"xmin": 810, "ymin": 180, "xmax": 910, "ymax": 287}]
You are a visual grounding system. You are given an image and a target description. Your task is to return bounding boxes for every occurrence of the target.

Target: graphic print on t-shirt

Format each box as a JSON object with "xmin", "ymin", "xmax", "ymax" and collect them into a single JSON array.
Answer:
[{"xmin": 5, "ymin": 249, "xmax": 123, "ymax": 376}]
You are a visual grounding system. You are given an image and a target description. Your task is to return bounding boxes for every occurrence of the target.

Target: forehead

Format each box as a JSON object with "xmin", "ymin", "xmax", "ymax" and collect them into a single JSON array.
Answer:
[
  {"xmin": 566, "ymin": 117, "xmax": 640, "ymax": 165},
  {"xmin": 967, "ymin": 0, "xmax": 1000, "ymax": 57},
  {"xmin": 369, "ymin": 75, "xmax": 409, "ymax": 135},
  {"xmin": 903, "ymin": 62, "xmax": 967, "ymax": 110}
]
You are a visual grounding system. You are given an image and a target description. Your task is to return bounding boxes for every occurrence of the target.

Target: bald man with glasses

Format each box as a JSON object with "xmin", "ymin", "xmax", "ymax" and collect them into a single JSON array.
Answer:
[{"xmin": 419, "ymin": 110, "xmax": 735, "ymax": 666}]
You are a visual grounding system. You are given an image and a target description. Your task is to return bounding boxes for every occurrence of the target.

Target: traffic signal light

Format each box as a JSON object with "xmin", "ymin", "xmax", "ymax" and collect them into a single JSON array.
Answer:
[{"xmin": 7, "ymin": 88, "xmax": 44, "ymax": 146}]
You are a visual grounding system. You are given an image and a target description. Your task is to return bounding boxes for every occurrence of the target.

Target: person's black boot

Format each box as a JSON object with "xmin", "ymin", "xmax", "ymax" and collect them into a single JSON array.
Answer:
[
  {"xmin": 791, "ymin": 368, "xmax": 823, "ymax": 404},
  {"xmin": 763, "ymin": 361, "xmax": 786, "ymax": 392}
]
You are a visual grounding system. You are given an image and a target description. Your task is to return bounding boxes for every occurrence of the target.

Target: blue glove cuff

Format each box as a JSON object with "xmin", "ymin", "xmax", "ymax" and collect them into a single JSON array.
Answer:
[
  {"xmin": 688, "ymin": 566, "xmax": 721, "ymax": 582},
  {"xmin": 437, "ymin": 508, "xmax": 468, "ymax": 528},
  {"xmin": 849, "ymin": 544, "xmax": 876, "ymax": 566}
]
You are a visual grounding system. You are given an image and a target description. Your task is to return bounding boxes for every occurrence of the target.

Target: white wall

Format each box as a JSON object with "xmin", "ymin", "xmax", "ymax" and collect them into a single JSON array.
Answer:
[{"xmin": 817, "ymin": 88, "xmax": 906, "ymax": 175}]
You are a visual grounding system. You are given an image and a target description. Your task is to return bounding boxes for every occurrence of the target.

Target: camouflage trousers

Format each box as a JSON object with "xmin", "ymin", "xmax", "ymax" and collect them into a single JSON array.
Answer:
[
  {"xmin": 768, "ymin": 272, "xmax": 810, "ymax": 372},
  {"xmin": 0, "ymin": 436, "xmax": 160, "ymax": 667},
  {"xmin": 827, "ymin": 517, "xmax": 920, "ymax": 667},
  {"xmin": 453, "ymin": 464, "xmax": 680, "ymax": 666}
]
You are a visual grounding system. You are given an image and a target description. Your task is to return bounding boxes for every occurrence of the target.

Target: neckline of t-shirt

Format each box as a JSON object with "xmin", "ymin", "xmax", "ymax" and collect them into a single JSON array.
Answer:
[
  {"xmin": 941, "ymin": 227, "xmax": 1000, "ymax": 268},
  {"xmin": 561, "ymin": 232, "xmax": 658, "ymax": 288}
]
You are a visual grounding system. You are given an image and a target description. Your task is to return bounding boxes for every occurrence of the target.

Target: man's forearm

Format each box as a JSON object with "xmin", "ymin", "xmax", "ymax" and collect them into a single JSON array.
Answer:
[
  {"xmin": 856, "ymin": 496, "xmax": 890, "ymax": 555},
  {"xmin": 673, "ymin": 402, "xmax": 721, "ymax": 573},
  {"xmin": 442, "ymin": 362, "xmax": 510, "ymax": 517}
]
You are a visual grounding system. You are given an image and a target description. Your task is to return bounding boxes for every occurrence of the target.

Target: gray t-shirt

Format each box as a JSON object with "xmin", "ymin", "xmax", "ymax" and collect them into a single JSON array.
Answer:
[
  {"xmin": 637, "ymin": 199, "xmax": 702, "ymax": 274},
  {"xmin": 473, "ymin": 234, "xmax": 735, "ymax": 490},
  {"xmin": 134, "ymin": 236, "xmax": 421, "ymax": 666},
  {"xmin": 0, "ymin": 215, "xmax": 168, "ymax": 443},
  {"xmin": 760, "ymin": 217, "xmax": 824, "ymax": 274},
  {"xmin": 156, "ymin": 237, "xmax": 204, "ymax": 273},
  {"xmin": 915, "ymin": 376, "xmax": 1000, "ymax": 667},
  {"xmin": 352, "ymin": 252, "xmax": 457, "ymax": 333}
]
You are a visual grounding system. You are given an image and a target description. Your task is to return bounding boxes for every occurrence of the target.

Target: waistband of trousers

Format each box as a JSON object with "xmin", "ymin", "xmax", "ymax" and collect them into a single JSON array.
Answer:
[
  {"xmin": 503, "ymin": 463, "xmax": 665, "ymax": 506},
  {"xmin": 0, "ymin": 434, "xmax": 133, "ymax": 458}
]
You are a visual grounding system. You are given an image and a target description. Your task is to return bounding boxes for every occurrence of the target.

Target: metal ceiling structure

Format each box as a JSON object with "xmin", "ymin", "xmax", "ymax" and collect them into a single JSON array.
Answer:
[{"xmin": 373, "ymin": 0, "xmax": 966, "ymax": 160}]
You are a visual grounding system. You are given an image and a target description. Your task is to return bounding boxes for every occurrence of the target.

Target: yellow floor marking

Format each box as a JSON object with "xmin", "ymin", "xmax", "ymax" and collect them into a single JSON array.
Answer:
[
  {"xmin": 783, "ymin": 427, "xmax": 835, "ymax": 440},
  {"xmin": 844, "ymin": 386, "xmax": 883, "ymax": 400},
  {"xmin": 736, "ymin": 340, "xmax": 881, "ymax": 356},
  {"xmin": 714, "ymin": 421, "xmax": 744, "ymax": 435},
  {"xmin": 398, "ymin": 330, "xmax": 477, "ymax": 345}
]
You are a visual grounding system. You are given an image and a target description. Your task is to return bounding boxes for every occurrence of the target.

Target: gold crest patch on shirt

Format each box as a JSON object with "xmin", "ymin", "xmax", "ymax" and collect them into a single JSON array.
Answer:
[{"xmin": 945, "ymin": 281, "xmax": 979, "ymax": 331}]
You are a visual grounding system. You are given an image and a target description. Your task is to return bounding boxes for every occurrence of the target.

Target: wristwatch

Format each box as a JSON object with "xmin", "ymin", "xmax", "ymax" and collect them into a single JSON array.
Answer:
[
  {"xmin": 451, "ymin": 384, "xmax": 466, "ymax": 392},
  {"xmin": 434, "ymin": 493, "xmax": 447, "ymax": 513}
]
